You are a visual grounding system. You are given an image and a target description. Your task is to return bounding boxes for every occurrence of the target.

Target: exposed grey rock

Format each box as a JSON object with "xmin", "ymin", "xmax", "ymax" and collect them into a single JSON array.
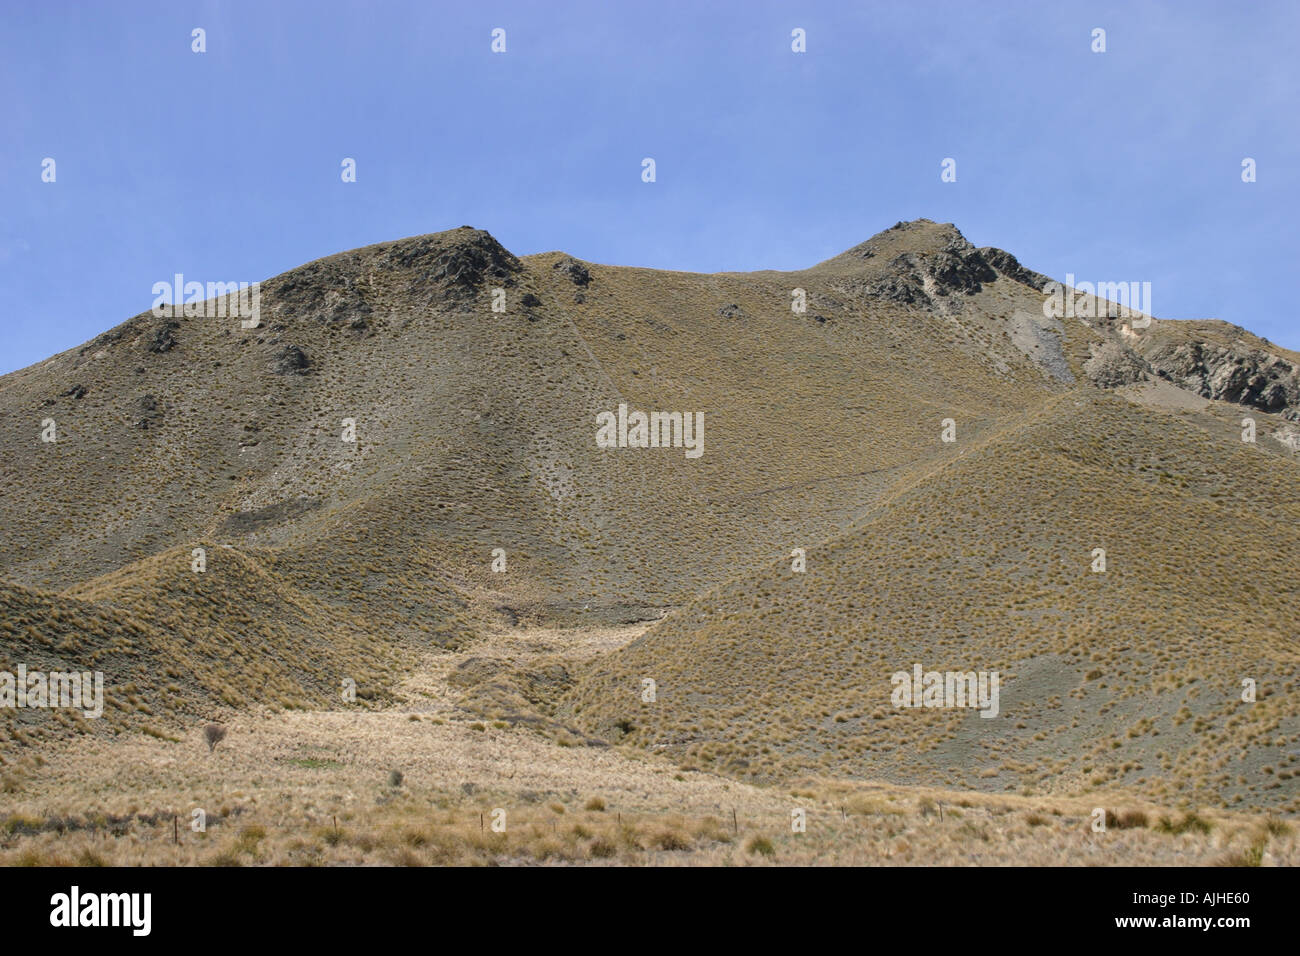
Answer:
[
  {"xmin": 427, "ymin": 228, "xmax": 522, "ymax": 297},
  {"xmin": 220, "ymin": 496, "xmax": 321, "ymax": 533},
  {"xmin": 1006, "ymin": 310, "xmax": 1076, "ymax": 384},
  {"xmin": 1144, "ymin": 341, "xmax": 1299, "ymax": 415},
  {"xmin": 1274, "ymin": 425, "xmax": 1300, "ymax": 451},
  {"xmin": 920, "ymin": 241, "xmax": 997, "ymax": 296},
  {"xmin": 861, "ymin": 272, "xmax": 928, "ymax": 306},
  {"xmin": 847, "ymin": 240, "xmax": 999, "ymax": 307},
  {"xmin": 147, "ymin": 322, "xmax": 179, "ymax": 354},
  {"xmin": 1084, "ymin": 341, "xmax": 1148, "ymax": 388},
  {"xmin": 132, "ymin": 394, "xmax": 162, "ymax": 429},
  {"xmin": 89, "ymin": 328, "xmax": 126, "ymax": 350},
  {"xmin": 980, "ymin": 247, "xmax": 1053, "ymax": 292},
  {"xmin": 272, "ymin": 266, "xmax": 364, "ymax": 320},
  {"xmin": 272, "ymin": 345, "xmax": 312, "ymax": 375},
  {"xmin": 263, "ymin": 227, "xmax": 521, "ymax": 320},
  {"xmin": 553, "ymin": 257, "xmax": 591, "ymax": 286}
]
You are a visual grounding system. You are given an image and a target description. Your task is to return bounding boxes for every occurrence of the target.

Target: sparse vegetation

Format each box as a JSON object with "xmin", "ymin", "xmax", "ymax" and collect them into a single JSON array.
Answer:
[
  {"xmin": 204, "ymin": 724, "xmax": 227, "ymax": 753},
  {"xmin": 2, "ymin": 220, "xmax": 1298, "ymax": 867}
]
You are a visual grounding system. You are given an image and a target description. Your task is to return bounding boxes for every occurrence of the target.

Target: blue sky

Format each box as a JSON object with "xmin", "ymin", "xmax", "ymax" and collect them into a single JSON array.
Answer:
[{"xmin": 3, "ymin": 0, "xmax": 1297, "ymax": 374}]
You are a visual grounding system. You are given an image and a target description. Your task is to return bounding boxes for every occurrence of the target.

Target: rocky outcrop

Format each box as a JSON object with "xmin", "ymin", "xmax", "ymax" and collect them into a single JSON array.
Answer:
[
  {"xmin": 427, "ymin": 228, "xmax": 522, "ymax": 295},
  {"xmin": 1084, "ymin": 341, "xmax": 1149, "ymax": 388},
  {"xmin": 979, "ymin": 247, "xmax": 1053, "ymax": 292},
  {"xmin": 375, "ymin": 226, "xmax": 521, "ymax": 287},
  {"xmin": 847, "ymin": 236, "xmax": 1008, "ymax": 308},
  {"xmin": 132, "ymin": 394, "xmax": 162, "ymax": 429},
  {"xmin": 920, "ymin": 241, "xmax": 998, "ymax": 296},
  {"xmin": 821, "ymin": 221, "xmax": 1056, "ymax": 312},
  {"xmin": 147, "ymin": 321, "xmax": 179, "ymax": 354},
  {"xmin": 272, "ymin": 345, "xmax": 312, "ymax": 375},
  {"xmin": 264, "ymin": 227, "xmax": 521, "ymax": 322},
  {"xmin": 859, "ymin": 271, "xmax": 929, "ymax": 306},
  {"xmin": 270, "ymin": 265, "xmax": 373, "ymax": 325},
  {"xmin": 553, "ymin": 257, "xmax": 591, "ymax": 286},
  {"xmin": 1079, "ymin": 332, "xmax": 1300, "ymax": 419},
  {"xmin": 1143, "ymin": 341, "xmax": 1299, "ymax": 418}
]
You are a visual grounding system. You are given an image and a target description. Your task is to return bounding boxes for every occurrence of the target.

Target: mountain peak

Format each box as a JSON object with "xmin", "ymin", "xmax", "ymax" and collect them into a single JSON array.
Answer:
[
  {"xmin": 818, "ymin": 219, "xmax": 971, "ymax": 268},
  {"xmin": 808, "ymin": 219, "xmax": 1054, "ymax": 303}
]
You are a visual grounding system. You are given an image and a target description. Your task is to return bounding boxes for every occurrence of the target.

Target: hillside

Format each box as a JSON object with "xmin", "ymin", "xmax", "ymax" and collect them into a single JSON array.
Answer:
[
  {"xmin": 563, "ymin": 392, "xmax": 1300, "ymax": 809},
  {"xmin": 1, "ymin": 219, "xmax": 1297, "ymax": 815}
]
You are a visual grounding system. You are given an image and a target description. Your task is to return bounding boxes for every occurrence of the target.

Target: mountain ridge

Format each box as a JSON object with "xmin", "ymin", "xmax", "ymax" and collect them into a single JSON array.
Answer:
[{"xmin": 2, "ymin": 219, "xmax": 1297, "ymax": 812}]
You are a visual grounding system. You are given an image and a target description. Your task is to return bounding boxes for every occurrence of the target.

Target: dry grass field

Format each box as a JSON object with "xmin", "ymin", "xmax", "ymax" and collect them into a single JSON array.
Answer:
[
  {"xmin": 3, "ymin": 624, "xmax": 1295, "ymax": 866},
  {"xmin": 1, "ymin": 220, "xmax": 1296, "ymax": 864}
]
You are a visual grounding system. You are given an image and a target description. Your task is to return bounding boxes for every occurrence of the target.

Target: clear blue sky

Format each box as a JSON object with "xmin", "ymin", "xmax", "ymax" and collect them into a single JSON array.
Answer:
[{"xmin": 3, "ymin": 0, "xmax": 1297, "ymax": 374}]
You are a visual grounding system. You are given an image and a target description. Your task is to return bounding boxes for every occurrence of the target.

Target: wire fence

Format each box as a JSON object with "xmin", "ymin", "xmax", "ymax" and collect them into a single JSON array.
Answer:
[{"xmin": 5, "ymin": 798, "xmax": 1041, "ymax": 847}]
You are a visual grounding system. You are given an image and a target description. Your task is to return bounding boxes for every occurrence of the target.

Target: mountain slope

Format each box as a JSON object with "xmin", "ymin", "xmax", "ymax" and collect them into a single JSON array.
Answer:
[
  {"xmin": 563, "ymin": 392, "xmax": 1300, "ymax": 809},
  {"xmin": 2, "ymin": 219, "xmax": 1297, "ymax": 810}
]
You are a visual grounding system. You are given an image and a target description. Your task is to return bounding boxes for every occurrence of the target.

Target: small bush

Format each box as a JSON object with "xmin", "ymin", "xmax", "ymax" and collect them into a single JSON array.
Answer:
[
  {"xmin": 236, "ymin": 825, "xmax": 266, "ymax": 851},
  {"xmin": 1262, "ymin": 817, "xmax": 1292, "ymax": 837},
  {"xmin": 1218, "ymin": 839, "xmax": 1266, "ymax": 867},
  {"xmin": 203, "ymin": 724, "xmax": 227, "ymax": 753},
  {"xmin": 1118, "ymin": 810, "xmax": 1149, "ymax": 829},
  {"xmin": 387, "ymin": 770, "xmax": 403, "ymax": 788},
  {"xmin": 652, "ymin": 829, "xmax": 692, "ymax": 851},
  {"xmin": 744, "ymin": 835, "xmax": 776, "ymax": 857},
  {"xmin": 1105, "ymin": 809, "xmax": 1149, "ymax": 830},
  {"xmin": 1156, "ymin": 812, "xmax": 1212, "ymax": 836}
]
